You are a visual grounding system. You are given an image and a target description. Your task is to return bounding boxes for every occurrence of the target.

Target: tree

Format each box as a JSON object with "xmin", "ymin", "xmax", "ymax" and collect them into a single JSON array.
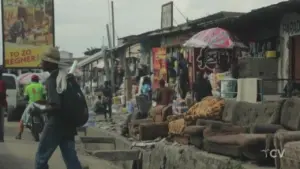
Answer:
[{"xmin": 84, "ymin": 47, "xmax": 102, "ymax": 56}]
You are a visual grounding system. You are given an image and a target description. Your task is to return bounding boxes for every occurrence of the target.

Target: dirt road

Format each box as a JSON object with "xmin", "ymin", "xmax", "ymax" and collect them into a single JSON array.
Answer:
[{"xmin": 0, "ymin": 121, "xmax": 118, "ymax": 169}]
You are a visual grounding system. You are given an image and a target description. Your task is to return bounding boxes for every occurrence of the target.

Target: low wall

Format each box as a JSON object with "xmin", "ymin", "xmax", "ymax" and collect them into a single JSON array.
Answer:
[
  {"xmin": 84, "ymin": 127, "xmax": 134, "ymax": 169},
  {"xmin": 82, "ymin": 127, "xmax": 274, "ymax": 169}
]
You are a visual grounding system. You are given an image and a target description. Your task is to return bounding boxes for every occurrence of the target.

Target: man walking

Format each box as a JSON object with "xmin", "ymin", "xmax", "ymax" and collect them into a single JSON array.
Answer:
[
  {"xmin": 0, "ymin": 67, "xmax": 7, "ymax": 142},
  {"xmin": 102, "ymin": 81, "xmax": 112, "ymax": 121},
  {"xmin": 35, "ymin": 47, "xmax": 82, "ymax": 169}
]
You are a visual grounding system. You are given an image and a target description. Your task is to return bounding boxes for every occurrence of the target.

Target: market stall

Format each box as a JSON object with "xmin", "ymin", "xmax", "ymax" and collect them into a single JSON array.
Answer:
[{"xmin": 183, "ymin": 27, "xmax": 248, "ymax": 98}]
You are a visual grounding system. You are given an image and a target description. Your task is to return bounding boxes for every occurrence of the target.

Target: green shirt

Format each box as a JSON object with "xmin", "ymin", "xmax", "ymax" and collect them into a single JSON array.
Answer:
[{"xmin": 24, "ymin": 82, "xmax": 45, "ymax": 103}]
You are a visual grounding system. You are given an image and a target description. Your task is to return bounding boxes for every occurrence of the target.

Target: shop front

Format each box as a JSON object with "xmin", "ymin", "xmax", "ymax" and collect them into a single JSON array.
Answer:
[
  {"xmin": 125, "ymin": 43, "xmax": 141, "ymax": 77},
  {"xmin": 183, "ymin": 27, "xmax": 247, "ymax": 97},
  {"xmin": 124, "ymin": 42, "xmax": 154, "ymax": 100},
  {"xmin": 160, "ymin": 32, "xmax": 194, "ymax": 92},
  {"xmin": 278, "ymin": 13, "xmax": 300, "ymax": 92},
  {"xmin": 124, "ymin": 43, "xmax": 141, "ymax": 101}
]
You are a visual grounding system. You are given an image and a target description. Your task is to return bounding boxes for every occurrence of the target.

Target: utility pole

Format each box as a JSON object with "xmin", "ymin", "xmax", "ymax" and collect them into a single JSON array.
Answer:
[
  {"xmin": 106, "ymin": 24, "xmax": 112, "ymax": 49},
  {"xmin": 111, "ymin": 1, "xmax": 115, "ymax": 47},
  {"xmin": 102, "ymin": 36, "xmax": 105, "ymax": 46},
  {"xmin": 106, "ymin": 24, "xmax": 112, "ymax": 82},
  {"xmin": 110, "ymin": 1, "xmax": 116, "ymax": 94},
  {"xmin": 125, "ymin": 46, "xmax": 132, "ymax": 101}
]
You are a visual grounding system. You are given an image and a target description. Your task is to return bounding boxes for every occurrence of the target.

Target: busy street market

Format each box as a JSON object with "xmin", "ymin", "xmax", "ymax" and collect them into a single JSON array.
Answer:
[{"xmin": 2, "ymin": 0, "xmax": 300, "ymax": 169}]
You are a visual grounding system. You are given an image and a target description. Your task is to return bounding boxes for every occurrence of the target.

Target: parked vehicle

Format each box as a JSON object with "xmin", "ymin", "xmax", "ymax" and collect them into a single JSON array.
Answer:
[{"xmin": 2, "ymin": 73, "xmax": 26, "ymax": 121}]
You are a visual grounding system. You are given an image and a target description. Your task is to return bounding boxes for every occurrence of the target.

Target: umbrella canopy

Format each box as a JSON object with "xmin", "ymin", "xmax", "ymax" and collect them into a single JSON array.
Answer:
[
  {"xmin": 183, "ymin": 27, "xmax": 247, "ymax": 49},
  {"xmin": 17, "ymin": 69, "xmax": 83, "ymax": 85},
  {"xmin": 17, "ymin": 72, "xmax": 50, "ymax": 85}
]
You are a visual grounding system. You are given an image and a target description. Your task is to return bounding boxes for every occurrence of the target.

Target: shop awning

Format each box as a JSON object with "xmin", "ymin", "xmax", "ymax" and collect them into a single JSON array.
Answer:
[
  {"xmin": 94, "ymin": 60, "xmax": 105, "ymax": 69},
  {"xmin": 125, "ymin": 43, "xmax": 141, "ymax": 58},
  {"xmin": 183, "ymin": 27, "xmax": 247, "ymax": 49},
  {"xmin": 77, "ymin": 46, "xmax": 108, "ymax": 67}
]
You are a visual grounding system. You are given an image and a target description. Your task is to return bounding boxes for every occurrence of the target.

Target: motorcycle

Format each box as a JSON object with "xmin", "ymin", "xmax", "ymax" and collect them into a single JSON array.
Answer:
[{"xmin": 27, "ymin": 101, "xmax": 47, "ymax": 141}]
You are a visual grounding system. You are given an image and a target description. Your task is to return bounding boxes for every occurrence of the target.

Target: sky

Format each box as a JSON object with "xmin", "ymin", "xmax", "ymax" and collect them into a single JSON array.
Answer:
[{"xmin": 0, "ymin": 0, "xmax": 286, "ymax": 62}]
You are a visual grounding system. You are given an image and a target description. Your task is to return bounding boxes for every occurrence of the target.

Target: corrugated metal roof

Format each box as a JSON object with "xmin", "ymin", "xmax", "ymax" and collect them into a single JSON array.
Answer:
[
  {"xmin": 115, "ymin": 1, "xmax": 300, "ymax": 50},
  {"xmin": 114, "ymin": 12, "xmax": 244, "ymax": 50},
  {"xmin": 77, "ymin": 47, "xmax": 108, "ymax": 67},
  {"xmin": 118, "ymin": 11, "xmax": 244, "ymax": 42},
  {"xmin": 239, "ymin": 1, "xmax": 300, "ymax": 18}
]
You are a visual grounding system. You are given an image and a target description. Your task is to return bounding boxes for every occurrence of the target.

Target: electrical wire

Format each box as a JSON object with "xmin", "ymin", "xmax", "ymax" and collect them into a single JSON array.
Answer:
[
  {"xmin": 173, "ymin": 18, "xmax": 178, "ymax": 26},
  {"xmin": 173, "ymin": 1, "xmax": 188, "ymax": 22}
]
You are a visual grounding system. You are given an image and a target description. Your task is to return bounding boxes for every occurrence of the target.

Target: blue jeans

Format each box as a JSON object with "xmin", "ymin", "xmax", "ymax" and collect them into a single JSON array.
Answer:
[{"xmin": 35, "ymin": 119, "xmax": 82, "ymax": 169}]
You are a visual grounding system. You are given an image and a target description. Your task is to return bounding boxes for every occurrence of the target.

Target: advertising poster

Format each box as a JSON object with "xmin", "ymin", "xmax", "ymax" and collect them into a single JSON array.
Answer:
[
  {"xmin": 152, "ymin": 48, "xmax": 167, "ymax": 89},
  {"xmin": 1, "ymin": 0, "xmax": 54, "ymax": 68}
]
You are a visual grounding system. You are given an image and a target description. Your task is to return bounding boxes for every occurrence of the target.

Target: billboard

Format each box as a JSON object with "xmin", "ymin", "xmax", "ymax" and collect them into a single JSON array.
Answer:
[
  {"xmin": 1, "ymin": 0, "xmax": 54, "ymax": 68},
  {"xmin": 161, "ymin": 1, "xmax": 173, "ymax": 29}
]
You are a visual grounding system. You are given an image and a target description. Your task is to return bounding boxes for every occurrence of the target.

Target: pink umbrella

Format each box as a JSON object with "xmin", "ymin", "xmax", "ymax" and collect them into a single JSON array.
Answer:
[
  {"xmin": 17, "ymin": 72, "xmax": 50, "ymax": 85},
  {"xmin": 183, "ymin": 27, "xmax": 247, "ymax": 49}
]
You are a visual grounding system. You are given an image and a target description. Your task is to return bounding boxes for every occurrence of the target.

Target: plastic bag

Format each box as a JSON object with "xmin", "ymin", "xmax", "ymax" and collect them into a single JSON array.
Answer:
[{"xmin": 127, "ymin": 101, "xmax": 134, "ymax": 114}]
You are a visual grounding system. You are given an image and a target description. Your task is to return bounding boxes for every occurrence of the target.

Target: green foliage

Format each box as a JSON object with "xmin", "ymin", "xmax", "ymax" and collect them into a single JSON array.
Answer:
[{"xmin": 84, "ymin": 47, "xmax": 102, "ymax": 56}]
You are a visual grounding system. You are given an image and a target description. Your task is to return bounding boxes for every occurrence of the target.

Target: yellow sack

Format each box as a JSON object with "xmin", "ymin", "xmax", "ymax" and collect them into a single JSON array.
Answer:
[
  {"xmin": 184, "ymin": 96, "xmax": 224, "ymax": 121},
  {"xmin": 168, "ymin": 118, "xmax": 185, "ymax": 135}
]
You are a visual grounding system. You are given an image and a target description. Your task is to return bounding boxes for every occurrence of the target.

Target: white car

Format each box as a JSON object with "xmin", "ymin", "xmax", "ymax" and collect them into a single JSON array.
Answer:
[
  {"xmin": 3, "ymin": 73, "xmax": 18, "ymax": 108},
  {"xmin": 2, "ymin": 73, "xmax": 25, "ymax": 121}
]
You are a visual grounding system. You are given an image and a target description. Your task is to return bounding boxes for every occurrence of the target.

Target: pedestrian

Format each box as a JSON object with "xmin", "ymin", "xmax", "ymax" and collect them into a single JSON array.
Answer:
[
  {"xmin": 16, "ymin": 75, "xmax": 45, "ymax": 140},
  {"xmin": 178, "ymin": 54, "xmax": 189, "ymax": 99},
  {"xmin": 35, "ymin": 47, "xmax": 82, "ymax": 169},
  {"xmin": 157, "ymin": 79, "xmax": 174, "ymax": 105},
  {"xmin": 92, "ymin": 93, "xmax": 106, "ymax": 115},
  {"xmin": 192, "ymin": 71, "xmax": 212, "ymax": 102},
  {"xmin": 0, "ymin": 67, "xmax": 7, "ymax": 142},
  {"xmin": 141, "ymin": 76, "xmax": 152, "ymax": 100},
  {"xmin": 102, "ymin": 81, "xmax": 112, "ymax": 121}
]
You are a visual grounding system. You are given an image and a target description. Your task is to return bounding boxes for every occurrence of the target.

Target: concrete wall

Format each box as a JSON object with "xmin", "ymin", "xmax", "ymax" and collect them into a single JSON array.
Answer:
[
  {"xmin": 239, "ymin": 57, "xmax": 278, "ymax": 94},
  {"xmin": 82, "ymin": 127, "xmax": 272, "ymax": 169},
  {"xmin": 84, "ymin": 128, "xmax": 134, "ymax": 169}
]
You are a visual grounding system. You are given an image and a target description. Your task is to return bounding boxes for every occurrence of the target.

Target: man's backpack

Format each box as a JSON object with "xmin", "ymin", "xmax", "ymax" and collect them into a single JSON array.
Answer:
[{"xmin": 61, "ymin": 74, "xmax": 88, "ymax": 127}]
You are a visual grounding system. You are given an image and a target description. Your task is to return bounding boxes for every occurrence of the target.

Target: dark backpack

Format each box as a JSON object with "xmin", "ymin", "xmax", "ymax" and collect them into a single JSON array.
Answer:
[{"xmin": 61, "ymin": 74, "xmax": 88, "ymax": 127}]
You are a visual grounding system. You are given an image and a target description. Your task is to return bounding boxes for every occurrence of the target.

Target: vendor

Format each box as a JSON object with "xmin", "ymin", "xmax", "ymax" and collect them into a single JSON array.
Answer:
[
  {"xmin": 157, "ymin": 79, "xmax": 174, "ymax": 105},
  {"xmin": 193, "ymin": 72, "xmax": 212, "ymax": 102}
]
